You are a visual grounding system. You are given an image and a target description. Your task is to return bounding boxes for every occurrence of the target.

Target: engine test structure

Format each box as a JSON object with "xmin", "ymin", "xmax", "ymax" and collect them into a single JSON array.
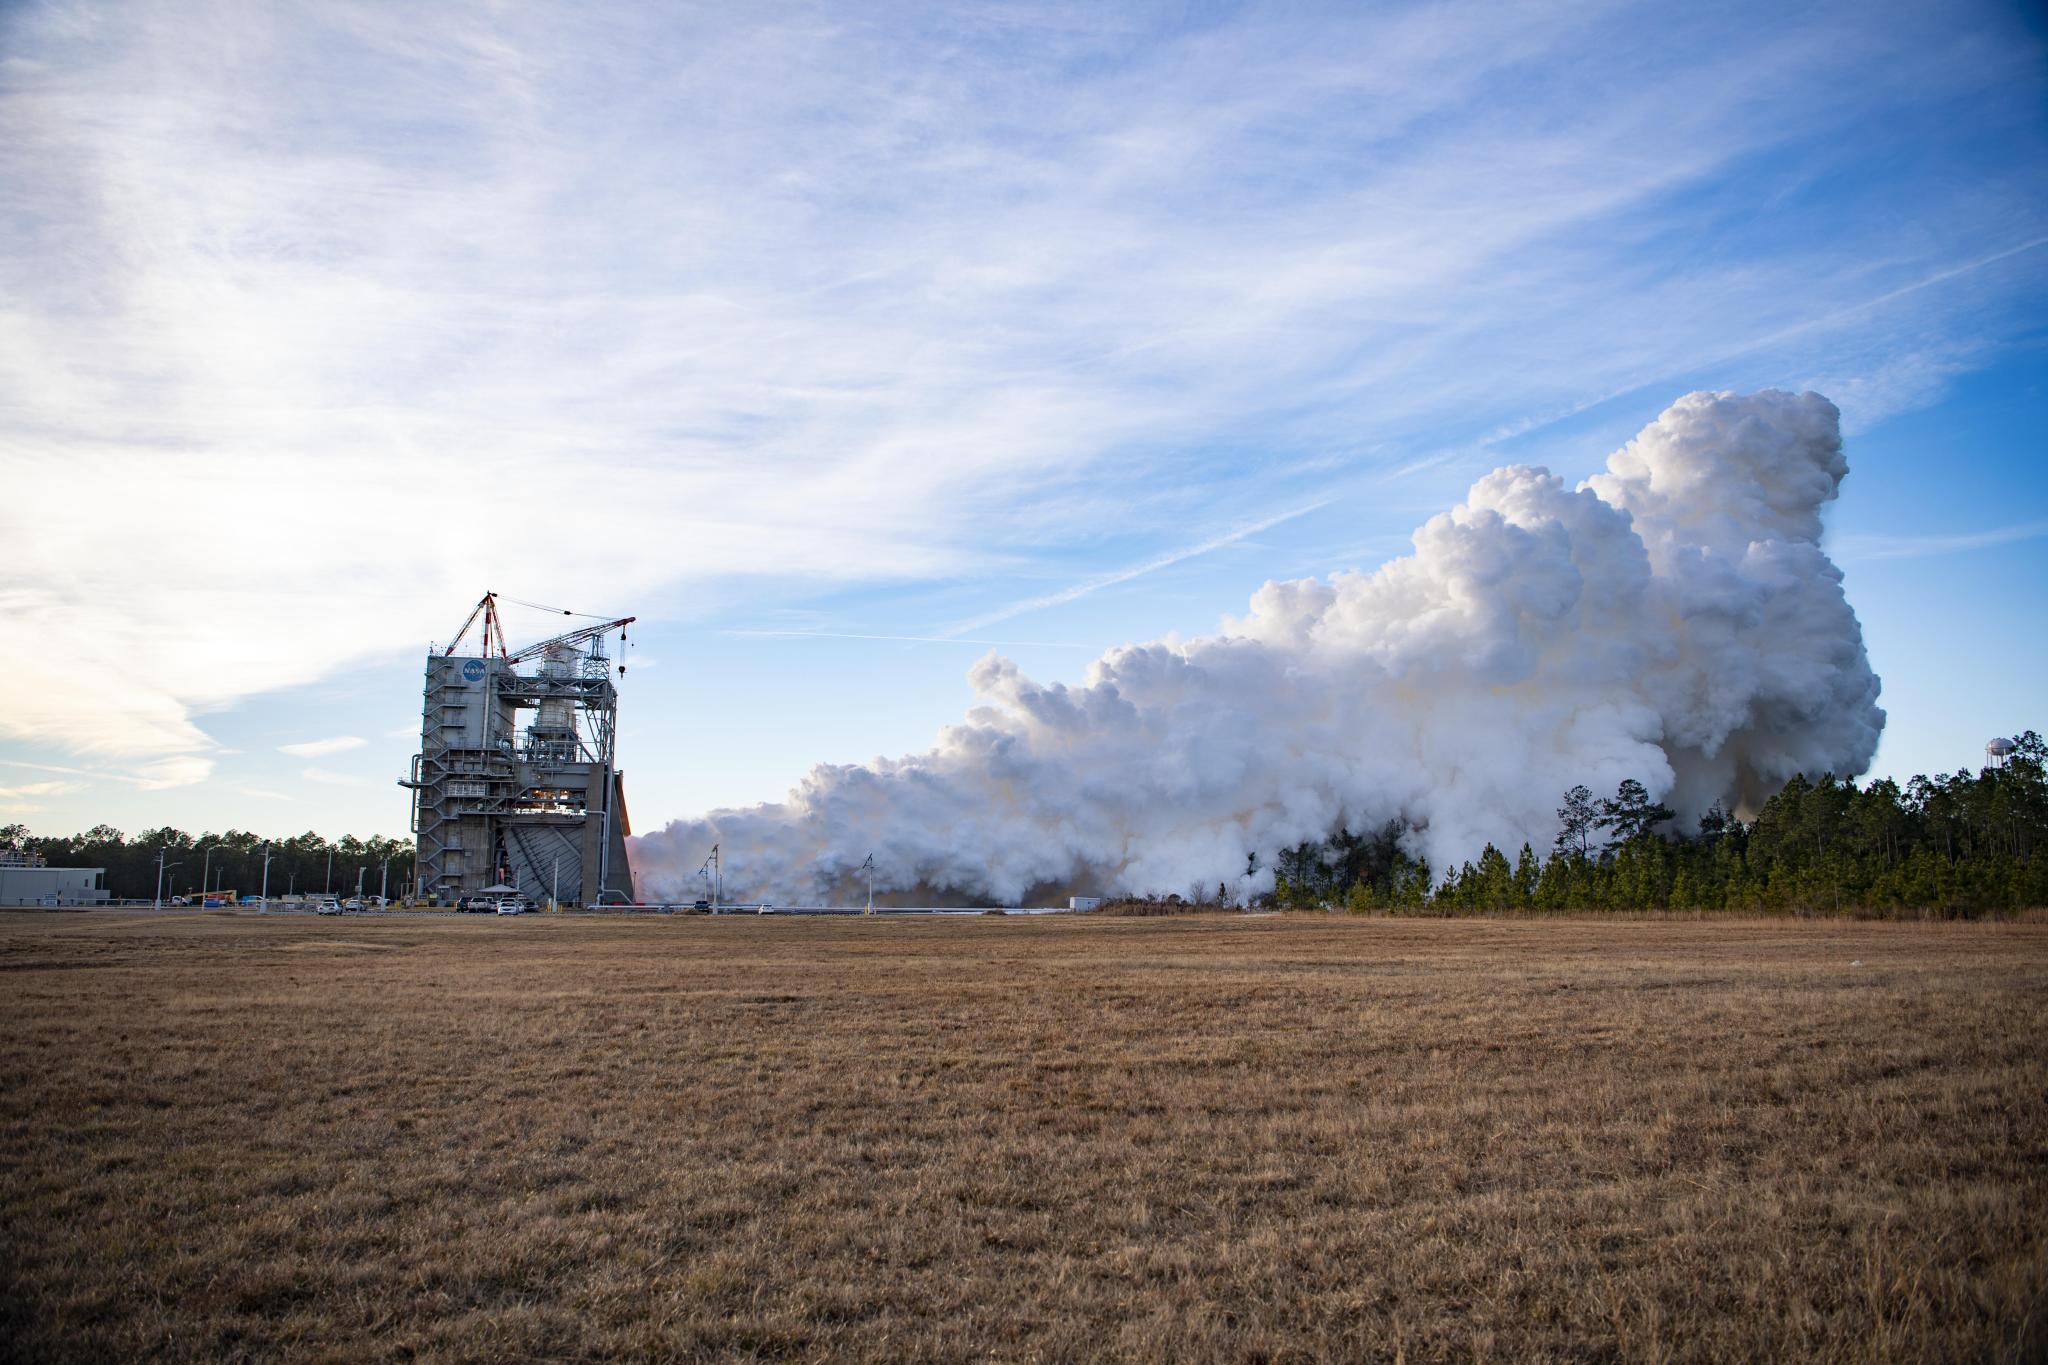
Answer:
[{"xmin": 404, "ymin": 593, "xmax": 636, "ymax": 907}]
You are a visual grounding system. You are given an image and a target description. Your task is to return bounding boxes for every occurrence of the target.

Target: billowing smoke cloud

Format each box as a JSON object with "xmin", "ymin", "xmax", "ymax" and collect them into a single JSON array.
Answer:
[{"xmin": 634, "ymin": 390, "xmax": 1883, "ymax": 904}]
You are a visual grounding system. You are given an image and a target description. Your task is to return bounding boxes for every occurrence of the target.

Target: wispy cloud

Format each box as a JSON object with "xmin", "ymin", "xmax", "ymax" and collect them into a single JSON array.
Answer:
[
  {"xmin": 0, "ymin": 0, "xmax": 2041, "ymax": 777},
  {"xmin": 0, "ymin": 780, "xmax": 82, "ymax": 801},
  {"xmin": 0, "ymin": 754, "xmax": 206, "ymax": 791},
  {"xmin": 278, "ymin": 736, "xmax": 367, "ymax": 758},
  {"xmin": 0, "ymin": 759, "xmax": 99, "ymax": 779},
  {"xmin": 127, "ymin": 757, "xmax": 213, "ymax": 791}
]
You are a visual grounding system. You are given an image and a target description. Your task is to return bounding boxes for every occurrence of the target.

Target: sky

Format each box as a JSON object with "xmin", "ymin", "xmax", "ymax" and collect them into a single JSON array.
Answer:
[{"xmin": 1, "ymin": 0, "xmax": 2044, "ymax": 841}]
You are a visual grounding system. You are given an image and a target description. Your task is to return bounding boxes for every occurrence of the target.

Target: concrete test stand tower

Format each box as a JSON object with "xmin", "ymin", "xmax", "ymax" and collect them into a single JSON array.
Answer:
[{"xmin": 403, "ymin": 593, "xmax": 637, "ymax": 907}]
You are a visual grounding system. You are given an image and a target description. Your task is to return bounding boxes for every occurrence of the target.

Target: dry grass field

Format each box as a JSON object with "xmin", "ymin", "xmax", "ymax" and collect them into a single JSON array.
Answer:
[{"xmin": 2, "ymin": 910, "xmax": 2044, "ymax": 1362}]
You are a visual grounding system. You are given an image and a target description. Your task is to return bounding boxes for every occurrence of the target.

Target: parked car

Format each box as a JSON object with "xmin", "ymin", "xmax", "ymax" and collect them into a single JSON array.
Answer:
[
  {"xmin": 460, "ymin": 896, "xmax": 496, "ymax": 912},
  {"xmin": 494, "ymin": 899, "xmax": 524, "ymax": 916},
  {"xmin": 757, "ymin": 903, "xmax": 776, "ymax": 915},
  {"xmin": 316, "ymin": 898, "xmax": 342, "ymax": 915}
]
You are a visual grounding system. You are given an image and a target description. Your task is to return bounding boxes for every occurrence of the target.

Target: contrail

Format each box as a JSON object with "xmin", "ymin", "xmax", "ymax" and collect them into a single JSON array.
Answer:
[
  {"xmin": 1832, "ymin": 517, "xmax": 2048, "ymax": 562},
  {"xmin": 727, "ymin": 630, "xmax": 1090, "ymax": 648},
  {"xmin": 942, "ymin": 499, "xmax": 1334, "ymax": 637}
]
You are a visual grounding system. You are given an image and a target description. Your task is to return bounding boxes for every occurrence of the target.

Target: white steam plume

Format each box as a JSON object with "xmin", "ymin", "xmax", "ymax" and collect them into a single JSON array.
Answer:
[{"xmin": 633, "ymin": 390, "xmax": 1883, "ymax": 904}]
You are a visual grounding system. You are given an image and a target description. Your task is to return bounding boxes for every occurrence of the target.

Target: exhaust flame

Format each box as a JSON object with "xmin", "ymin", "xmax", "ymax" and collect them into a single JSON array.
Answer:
[{"xmin": 633, "ymin": 390, "xmax": 1883, "ymax": 904}]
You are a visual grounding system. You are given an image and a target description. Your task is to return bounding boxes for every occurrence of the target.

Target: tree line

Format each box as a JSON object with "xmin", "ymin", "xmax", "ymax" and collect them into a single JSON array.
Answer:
[
  {"xmin": 0, "ymin": 825, "xmax": 417, "ymax": 901},
  {"xmin": 1270, "ymin": 731, "xmax": 2046, "ymax": 916}
]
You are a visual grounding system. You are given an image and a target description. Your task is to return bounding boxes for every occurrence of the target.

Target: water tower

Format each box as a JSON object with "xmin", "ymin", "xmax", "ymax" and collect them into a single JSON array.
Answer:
[{"xmin": 1986, "ymin": 737, "xmax": 2015, "ymax": 770}]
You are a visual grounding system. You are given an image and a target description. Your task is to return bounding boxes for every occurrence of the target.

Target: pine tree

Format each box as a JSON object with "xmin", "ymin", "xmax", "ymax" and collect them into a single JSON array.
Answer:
[
  {"xmin": 1513, "ymin": 843, "xmax": 1539, "ymax": 908},
  {"xmin": 1595, "ymin": 779, "xmax": 1675, "ymax": 852},
  {"xmin": 1556, "ymin": 785, "xmax": 1597, "ymax": 856}
]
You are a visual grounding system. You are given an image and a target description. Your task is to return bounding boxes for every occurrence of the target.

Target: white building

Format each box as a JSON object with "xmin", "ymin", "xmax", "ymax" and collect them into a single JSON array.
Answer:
[{"xmin": 0, "ymin": 852, "xmax": 109, "ymax": 907}]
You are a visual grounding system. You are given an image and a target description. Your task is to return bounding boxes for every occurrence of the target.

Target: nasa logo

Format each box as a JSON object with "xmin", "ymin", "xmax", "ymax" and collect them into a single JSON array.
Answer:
[{"xmin": 462, "ymin": 659, "xmax": 486, "ymax": 682}]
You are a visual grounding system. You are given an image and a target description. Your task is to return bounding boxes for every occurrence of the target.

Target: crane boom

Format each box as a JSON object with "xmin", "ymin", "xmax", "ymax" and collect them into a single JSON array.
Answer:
[
  {"xmin": 443, "ymin": 591, "xmax": 511, "ymax": 658},
  {"xmin": 442, "ymin": 591, "xmax": 631, "ymax": 666},
  {"xmin": 504, "ymin": 616, "xmax": 636, "ymax": 665}
]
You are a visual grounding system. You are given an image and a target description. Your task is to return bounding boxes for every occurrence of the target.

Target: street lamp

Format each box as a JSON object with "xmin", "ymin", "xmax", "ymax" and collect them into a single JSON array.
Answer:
[
  {"xmin": 199, "ymin": 843, "xmax": 221, "ymax": 904},
  {"xmin": 259, "ymin": 842, "xmax": 274, "ymax": 911},
  {"xmin": 154, "ymin": 852, "xmax": 183, "ymax": 911},
  {"xmin": 861, "ymin": 853, "xmax": 875, "ymax": 915}
]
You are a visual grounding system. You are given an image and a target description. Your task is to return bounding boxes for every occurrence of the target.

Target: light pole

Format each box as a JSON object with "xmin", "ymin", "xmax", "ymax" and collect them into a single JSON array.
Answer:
[
  {"xmin": 154, "ymin": 852, "xmax": 182, "ymax": 911},
  {"xmin": 325, "ymin": 848, "xmax": 333, "ymax": 895},
  {"xmin": 199, "ymin": 843, "xmax": 220, "ymax": 904},
  {"xmin": 355, "ymin": 866, "xmax": 366, "ymax": 902},
  {"xmin": 552, "ymin": 857, "xmax": 560, "ymax": 912},
  {"xmin": 259, "ymin": 842, "xmax": 273, "ymax": 910},
  {"xmin": 861, "ymin": 853, "xmax": 875, "ymax": 915},
  {"xmin": 380, "ymin": 857, "xmax": 392, "ymax": 907}
]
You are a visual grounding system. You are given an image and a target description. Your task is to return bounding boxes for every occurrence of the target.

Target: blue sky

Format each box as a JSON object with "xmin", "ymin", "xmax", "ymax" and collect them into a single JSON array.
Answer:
[{"xmin": 1, "ymin": 0, "xmax": 2043, "ymax": 839}]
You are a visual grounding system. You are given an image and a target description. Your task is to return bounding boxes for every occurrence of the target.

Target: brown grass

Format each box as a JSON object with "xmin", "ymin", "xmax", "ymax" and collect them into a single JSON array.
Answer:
[{"xmin": 2, "ymin": 910, "xmax": 2045, "ymax": 1362}]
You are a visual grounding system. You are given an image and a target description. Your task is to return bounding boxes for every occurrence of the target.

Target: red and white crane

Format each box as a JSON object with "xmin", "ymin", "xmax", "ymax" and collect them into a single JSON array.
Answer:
[{"xmin": 443, "ymin": 591, "xmax": 635, "ymax": 670}]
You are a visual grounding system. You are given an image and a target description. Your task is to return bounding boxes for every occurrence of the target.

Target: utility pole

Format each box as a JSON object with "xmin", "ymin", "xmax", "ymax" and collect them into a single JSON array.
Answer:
[
  {"xmin": 698, "ymin": 844, "xmax": 721, "ymax": 909},
  {"xmin": 380, "ymin": 857, "xmax": 390, "ymax": 906},
  {"xmin": 325, "ymin": 848, "xmax": 334, "ymax": 894},
  {"xmin": 260, "ymin": 843, "xmax": 273, "ymax": 911},
  {"xmin": 861, "ymin": 853, "xmax": 875, "ymax": 915},
  {"xmin": 355, "ymin": 866, "xmax": 366, "ymax": 900},
  {"xmin": 200, "ymin": 844, "xmax": 219, "ymax": 903}
]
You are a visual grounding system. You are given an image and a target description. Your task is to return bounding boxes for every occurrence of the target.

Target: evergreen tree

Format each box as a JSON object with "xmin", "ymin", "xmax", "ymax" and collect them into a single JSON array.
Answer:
[
  {"xmin": 1596, "ymin": 778, "xmax": 1675, "ymax": 852},
  {"xmin": 1513, "ymin": 843, "xmax": 1539, "ymax": 907},
  {"xmin": 1556, "ymin": 785, "xmax": 1597, "ymax": 856}
]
